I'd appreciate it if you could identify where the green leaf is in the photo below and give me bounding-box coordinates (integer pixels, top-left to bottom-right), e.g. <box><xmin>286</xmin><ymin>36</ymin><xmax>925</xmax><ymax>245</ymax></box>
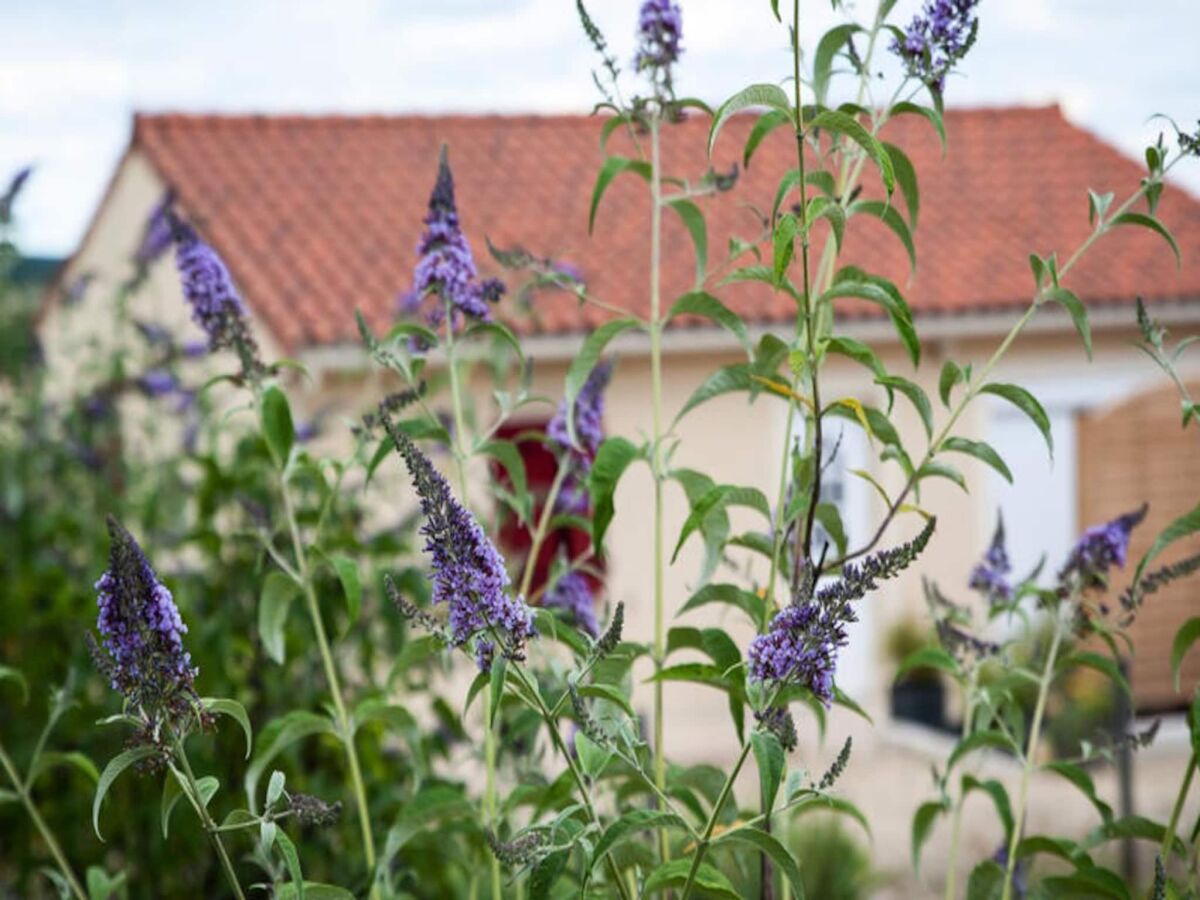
<box><xmin>261</xmin><ymin>385</ymin><xmax>295</xmax><ymax>470</ymax></box>
<box><xmin>979</xmin><ymin>383</ymin><xmax>1053</xmax><ymax>458</ymax></box>
<box><xmin>593</xmin><ymin>809</ymin><xmax>688</xmax><ymax>869</ymax></box>
<box><xmin>27</xmin><ymin>751</ymin><xmax>100</xmax><ymax>788</ymax></box>
<box><xmin>896</xmin><ymin>647</ymin><xmax>961</xmax><ymax>683</ymax></box>
<box><xmin>1045</xmin><ymin>286</ymin><xmax>1092</xmax><ymax>359</ymax></box>
<box><xmin>668</xmin><ymin>198</ymin><xmax>708</xmax><ymax>285</ymax></box>
<box><xmin>1085</xmin><ymin>815</ymin><xmax>1185</xmax><ymax>858</ymax></box>
<box><xmin>203</xmin><ymin>697</ymin><xmax>254</xmax><ymax>759</ymax></box>
<box><xmin>578</xmin><ymin>683</ymin><xmax>636</xmax><ymax>719</ymax></box>
<box><xmin>85</xmin><ymin>867</ymin><xmax>127</xmax><ymax>900</ymax></box>
<box><xmin>883</xmin><ymin>141</ymin><xmax>919</xmax><ymax>227</ymax></box>
<box><xmin>848</xmin><ymin>199</ymin><xmax>915</xmax><ymax>271</ymax></box>
<box><xmin>276</xmin><ymin>885</ymin><xmax>354</xmax><ymax>900</ymax></box>
<box><xmin>488</xmin><ymin>656</ymin><xmax>507</xmax><ymax>729</ymax></box>
<box><xmin>713</xmin><ymin>826</ymin><xmax>805</xmax><ymax>898</ymax></box>
<box><xmin>674</xmin><ymin>363</ymin><xmax>757</xmax><ymax>424</ymax></box>
<box><xmin>750</xmin><ymin>731</ymin><xmax>785</xmax><ymax>811</ymax></box>
<box><xmin>0</xmin><ymin>665</ymin><xmax>28</xmax><ymax>703</ymax></box>
<box><xmin>917</xmin><ymin>460</ymin><xmax>966</xmax><ymax>491</ymax></box>
<box><xmin>672</xmin><ymin>484</ymin><xmax>770</xmax><ymax>563</ymax></box>
<box><xmin>813</xmin><ymin>24</ymin><xmax>863</xmax><ymax>106</ymax></box>
<box><xmin>744</xmin><ymin>109</ymin><xmax>791</xmax><ymax>169</ymax></box>
<box><xmin>877</xmin><ymin>375</ymin><xmax>932</xmax><ymax>439</ymax></box>
<box><xmin>564</xmin><ymin>317</ymin><xmax>641</xmax><ymax>445</ymax></box>
<box><xmin>947</xmin><ymin>730</ymin><xmax>1018</xmax><ymax>772</ymax></box>
<box><xmin>1172</xmin><ymin>617</ymin><xmax>1200</xmax><ymax>692</ymax></box>
<box><xmin>938</xmin><ymin>360</ymin><xmax>963</xmax><ymax>408</ymax></box>
<box><xmin>1135</xmin><ymin>502</ymin><xmax>1200</xmax><ymax>584</ymax></box>
<box><xmin>275</xmin><ymin>830</ymin><xmax>305</xmax><ymax>899</ymax></box>
<box><xmin>823</xmin><ymin>270</ymin><xmax>919</xmax><ymax>366</ymax></box>
<box><xmin>643</xmin><ymin>859</ymin><xmax>741</xmax><ymax>899</ymax></box>
<box><xmin>1043</xmin><ymin>760</ymin><xmax>1113</xmax><ymax>823</ymax></box>
<box><xmin>94</xmin><ymin>746</ymin><xmax>159</xmax><ymax>840</ymax></box>
<box><xmin>529</xmin><ymin>849</ymin><xmax>569</xmax><ymax>900</ymax></box>
<box><xmin>809</xmin><ymin>110</ymin><xmax>895</xmax><ymax>195</ymax></box>
<box><xmin>327</xmin><ymin>556</ymin><xmax>362</xmax><ymax>629</ymax></box>
<box><xmin>965</xmin><ymin>860</ymin><xmax>1005</xmax><ymax>900</ymax></box>
<box><xmin>911</xmin><ymin>800</ymin><xmax>945</xmax><ymax>872</ymax></box>
<box><xmin>892</xmin><ymin>102</ymin><xmax>946</xmax><ymax>151</ymax></box>
<box><xmin>668</xmin><ymin>291</ymin><xmax>752</xmax><ymax>357</ymax></box>
<box><xmin>379</xmin><ymin>785</ymin><xmax>472</xmax><ymax>868</ymax></box>
<box><xmin>678</xmin><ymin>583</ymin><xmax>766</xmax><ymax>625</ymax></box>
<box><xmin>588</xmin><ymin>157</ymin><xmax>651</xmax><ymax>233</ymax></box>
<box><xmin>162</xmin><ymin>771</ymin><xmax>219</xmax><ymax>838</ymax></box>
<box><xmin>826</xmin><ymin>335</ymin><xmax>888</xmax><ymax>380</ymax></box>
<box><xmin>961</xmin><ymin>775</ymin><xmax>1014</xmax><ymax>843</ymax></box>
<box><xmin>245</xmin><ymin>711</ymin><xmax>337</xmax><ymax>811</ymax></box>
<box><xmin>589</xmin><ymin>436</ymin><xmax>642</xmax><ymax>552</ymax></box>
<box><xmin>1112</xmin><ymin>212</ymin><xmax>1181</xmax><ymax>267</ymax></box>
<box><xmin>573</xmin><ymin>731</ymin><xmax>612</xmax><ymax>778</ymax></box>
<box><xmin>773</xmin><ymin>213</ymin><xmax>798</xmax><ymax>285</ymax></box>
<box><xmin>352</xmin><ymin>697</ymin><xmax>417</xmax><ymax>737</ymax></box>
<box><xmin>709</xmin><ymin>84</ymin><xmax>792</xmax><ymax>157</ymax></box>
<box><xmin>941</xmin><ymin>437</ymin><xmax>1013</xmax><ymax>483</ymax></box>
<box><xmin>478</xmin><ymin>439</ymin><xmax>530</xmax><ymax>524</ymax></box>
<box><xmin>464</xmin><ymin>319</ymin><xmax>524</xmax><ymax>363</ymax></box>
<box><xmin>1061</xmin><ymin>651</ymin><xmax>1131</xmax><ymax>697</ymax></box>
<box><xmin>259</xmin><ymin>571</ymin><xmax>299</xmax><ymax>664</ymax></box>
<box><xmin>1041</xmin><ymin>866</ymin><xmax>1131</xmax><ymax>900</ymax></box>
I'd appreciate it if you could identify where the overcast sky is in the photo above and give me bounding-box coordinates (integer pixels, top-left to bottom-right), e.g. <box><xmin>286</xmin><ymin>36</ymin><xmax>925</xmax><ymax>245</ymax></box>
<box><xmin>2</xmin><ymin>0</ymin><xmax>1198</xmax><ymax>257</ymax></box>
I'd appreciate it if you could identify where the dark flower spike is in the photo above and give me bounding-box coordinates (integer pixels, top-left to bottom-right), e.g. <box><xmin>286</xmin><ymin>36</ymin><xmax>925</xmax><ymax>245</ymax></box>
<box><xmin>590</xmin><ymin>601</ymin><xmax>625</xmax><ymax>661</ymax></box>
<box><xmin>0</xmin><ymin>165</ymin><xmax>32</xmax><ymax>224</ymax></box>
<box><xmin>1059</xmin><ymin>504</ymin><xmax>1148</xmax><ymax>591</ymax></box>
<box><xmin>355</xmin><ymin>384</ymin><xmax>428</xmax><ymax>438</ymax></box>
<box><xmin>486</xmin><ymin>829</ymin><xmax>547</xmax><ymax>868</ymax></box>
<box><xmin>818</xmin><ymin>736</ymin><xmax>852</xmax><ymax>791</ymax></box>
<box><xmin>969</xmin><ymin>514</ymin><xmax>1012</xmax><ymax>605</ymax></box>
<box><xmin>135</xmin><ymin>190</ymin><xmax>175</xmax><ymax>266</ymax></box>
<box><xmin>169</xmin><ymin>213</ymin><xmax>263</xmax><ymax>376</ymax></box>
<box><xmin>383</xmin><ymin>414</ymin><xmax>534</xmax><ymax>670</ymax></box>
<box><xmin>568</xmin><ymin>681</ymin><xmax>604</xmax><ymax>744</ymax></box>
<box><xmin>754</xmin><ymin>705</ymin><xmax>798</xmax><ymax>753</ymax></box>
<box><xmin>1151</xmin><ymin>855</ymin><xmax>1167</xmax><ymax>900</ymax></box>
<box><xmin>543</xmin><ymin>570</ymin><xmax>599</xmax><ymax>638</ymax></box>
<box><xmin>93</xmin><ymin>516</ymin><xmax>197</xmax><ymax>720</ymax></box>
<box><xmin>287</xmin><ymin>792</ymin><xmax>342</xmax><ymax>828</ymax></box>
<box><xmin>936</xmin><ymin>618</ymin><xmax>998</xmax><ymax>663</ymax></box>
<box><xmin>401</xmin><ymin>146</ymin><xmax>504</xmax><ymax>327</ymax></box>
<box><xmin>1179</xmin><ymin>121</ymin><xmax>1200</xmax><ymax>158</ymax></box>
<box><xmin>890</xmin><ymin>0</ymin><xmax>980</xmax><ymax>94</ymax></box>
<box><xmin>1117</xmin><ymin>550</ymin><xmax>1200</xmax><ymax>625</ymax></box>
<box><xmin>383</xmin><ymin>573</ymin><xmax>448</xmax><ymax>642</ymax></box>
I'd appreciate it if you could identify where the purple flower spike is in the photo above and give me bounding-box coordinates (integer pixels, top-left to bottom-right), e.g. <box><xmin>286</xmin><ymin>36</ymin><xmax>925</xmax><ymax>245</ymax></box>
<box><xmin>171</xmin><ymin>217</ymin><xmax>248</xmax><ymax>349</ymax></box>
<box><xmin>135</xmin><ymin>191</ymin><xmax>175</xmax><ymax>266</ymax></box>
<box><xmin>969</xmin><ymin>516</ymin><xmax>1012</xmax><ymax>604</ymax></box>
<box><xmin>0</xmin><ymin>166</ymin><xmax>32</xmax><ymax>224</ymax></box>
<box><xmin>384</xmin><ymin>417</ymin><xmax>534</xmax><ymax>670</ymax></box>
<box><xmin>543</xmin><ymin>571</ymin><xmax>599</xmax><ymax>638</ymax></box>
<box><xmin>748</xmin><ymin>601</ymin><xmax>844</xmax><ymax>706</ymax></box>
<box><xmin>137</xmin><ymin>369</ymin><xmax>179</xmax><ymax>398</ymax></box>
<box><xmin>889</xmin><ymin>0</ymin><xmax>979</xmax><ymax>93</ymax></box>
<box><xmin>634</xmin><ymin>0</ymin><xmax>683</xmax><ymax>75</ymax></box>
<box><xmin>93</xmin><ymin>517</ymin><xmax>197</xmax><ymax>715</ymax></box>
<box><xmin>548</xmin><ymin>359</ymin><xmax>613</xmax><ymax>514</ymax></box>
<box><xmin>401</xmin><ymin>146</ymin><xmax>504</xmax><ymax>328</ymax></box>
<box><xmin>1060</xmin><ymin>505</ymin><xmax>1148</xmax><ymax>591</ymax></box>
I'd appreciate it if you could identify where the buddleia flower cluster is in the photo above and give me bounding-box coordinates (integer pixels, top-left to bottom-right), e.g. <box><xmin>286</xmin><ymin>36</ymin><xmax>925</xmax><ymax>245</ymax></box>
<box><xmin>0</xmin><ymin>165</ymin><xmax>31</xmax><ymax>225</ymax></box>
<box><xmin>542</xmin><ymin>570</ymin><xmax>599</xmax><ymax>638</ymax></box>
<box><xmin>547</xmin><ymin>359</ymin><xmax>613</xmax><ymax>514</ymax></box>
<box><xmin>169</xmin><ymin>213</ymin><xmax>263</xmax><ymax>376</ymax></box>
<box><xmin>1058</xmin><ymin>504</ymin><xmax>1146</xmax><ymax>591</ymax></box>
<box><xmin>633</xmin><ymin>0</ymin><xmax>683</xmax><ymax>102</ymax></box>
<box><xmin>754</xmin><ymin>705</ymin><xmax>798</xmax><ymax>752</ymax></box>
<box><xmin>400</xmin><ymin>146</ymin><xmax>505</xmax><ymax>328</ymax></box>
<box><xmin>384</xmin><ymin>415</ymin><xmax>534</xmax><ymax>670</ymax></box>
<box><xmin>890</xmin><ymin>0</ymin><xmax>979</xmax><ymax>93</ymax></box>
<box><xmin>968</xmin><ymin>516</ymin><xmax>1012</xmax><ymax>604</ymax></box>
<box><xmin>89</xmin><ymin>517</ymin><xmax>198</xmax><ymax>731</ymax></box>
<box><xmin>748</xmin><ymin>519</ymin><xmax>935</xmax><ymax>705</ymax></box>
<box><xmin>135</xmin><ymin>190</ymin><xmax>175</xmax><ymax>269</ymax></box>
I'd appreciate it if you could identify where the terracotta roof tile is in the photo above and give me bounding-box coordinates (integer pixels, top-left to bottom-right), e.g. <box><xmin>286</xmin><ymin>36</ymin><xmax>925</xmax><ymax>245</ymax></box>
<box><xmin>132</xmin><ymin>107</ymin><xmax>1200</xmax><ymax>351</ymax></box>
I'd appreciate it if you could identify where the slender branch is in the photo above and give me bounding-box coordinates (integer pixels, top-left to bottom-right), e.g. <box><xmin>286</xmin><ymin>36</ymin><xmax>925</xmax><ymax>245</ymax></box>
<box><xmin>0</xmin><ymin>739</ymin><xmax>87</xmax><ymax>900</ymax></box>
<box><xmin>943</xmin><ymin>670</ymin><xmax>979</xmax><ymax>900</ymax></box>
<box><xmin>1162</xmin><ymin>752</ymin><xmax>1196</xmax><ymax>862</ymax></box>
<box><xmin>680</xmin><ymin>740</ymin><xmax>754</xmax><ymax>899</ymax></box>
<box><xmin>174</xmin><ymin>737</ymin><xmax>247</xmax><ymax>900</ymax></box>
<box><xmin>517</xmin><ymin>461</ymin><xmax>571</xmax><ymax>601</ymax></box>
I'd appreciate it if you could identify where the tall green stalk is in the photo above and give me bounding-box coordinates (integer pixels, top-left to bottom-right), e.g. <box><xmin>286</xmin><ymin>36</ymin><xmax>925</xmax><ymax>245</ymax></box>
<box><xmin>648</xmin><ymin>111</ymin><xmax>670</xmax><ymax>863</ymax></box>
<box><xmin>174</xmin><ymin>736</ymin><xmax>248</xmax><ymax>900</ymax></box>
<box><xmin>943</xmin><ymin>672</ymin><xmax>978</xmax><ymax>900</ymax></box>
<box><xmin>0</xmin><ymin>738</ymin><xmax>87</xmax><ymax>900</ymax></box>
<box><xmin>1162</xmin><ymin>752</ymin><xmax>1196</xmax><ymax>863</ymax></box>
<box><xmin>1001</xmin><ymin>606</ymin><xmax>1068</xmax><ymax>900</ymax></box>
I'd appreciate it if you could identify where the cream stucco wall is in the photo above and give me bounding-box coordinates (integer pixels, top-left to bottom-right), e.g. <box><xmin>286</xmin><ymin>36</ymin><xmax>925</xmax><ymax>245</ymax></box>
<box><xmin>38</xmin><ymin>151</ymin><xmax>1200</xmax><ymax>891</ymax></box>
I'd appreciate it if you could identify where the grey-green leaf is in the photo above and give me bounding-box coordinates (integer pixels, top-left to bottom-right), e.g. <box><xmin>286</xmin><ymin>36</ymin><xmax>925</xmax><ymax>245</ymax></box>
<box><xmin>588</xmin><ymin>157</ymin><xmax>651</xmax><ymax>233</ymax></box>
<box><xmin>259</xmin><ymin>571</ymin><xmax>299</xmax><ymax>664</ymax></box>
<box><xmin>979</xmin><ymin>382</ymin><xmax>1053</xmax><ymax>458</ymax></box>
<box><xmin>941</xmin><ymin>436</ymin><xmax>1013</xmax><ymax>483</ymax></box>
<box><xmin>261</xmin><ymin>385</ymin><xmax>295</xmax><ymax>470</ymax></box>
<box><xmin>94</xmin><ymin>746</ymin><xmax>159</xmax><ymax>840</ymax></box>
<box><xmin>709</xmin><ymin>84</ymin><xmax>793</xmax><ymax>157</ymax></box>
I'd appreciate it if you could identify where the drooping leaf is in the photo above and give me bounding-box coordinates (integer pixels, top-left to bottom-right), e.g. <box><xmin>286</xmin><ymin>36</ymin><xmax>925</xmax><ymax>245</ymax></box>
<box><xmin>668</xmin><ymin>198</ymin><xmax>708</xmax><ymax>285</ymax></box>
<box><xmin>1172</xmin><ymin>617</ymin><xmax>1200</xmax><ymax>692</ymax></box>
<box><xmin>883</xmin><ymin>141</ymin><xmax>920</xmax><ymax>227</ymax></box>
<box><xmin>592</xmin><ymin>809</ymin><xmax>688</xmax><ymax>870</ymax></box>
<box><xmin>564</xmin><ymin>317</ymin><xmax>641</xmax><ymax>445</ymax></box>
<box><xmin>245</xmin><ymin>711</ymin><xmax>337</xmax><ymax>811</ymax></box>
<box><xmin>588</xmin><ymin>157</ymin><xmax>652</xmax><ymax>233</ymax></box>
<box><xmin>750</xmin><ymin>730</ymin><xmax>785</xmax><ymax>811</ymax></box>
<box><xmin>94</xmin><ymin>747</ymin><xmax>159</xmax><ymax>840</ymax></box>
<box><xmin>911</xmin><ymin>800</ymin><xmax>945</xmax><ymax>871</ymax></box>
<box><xmin>813</xmin><ymin>24</ymin><xmax>864</xmax><ymax>106</ymax></box>
<box><xmin>891</xmin><ymin>102</ymin><xmax>946</xmax><ymax>151</ymax></box>
<box><xmin>589</xmin><ymin>437</ymin><xmax>642</xmax><ymax>552</ymax></box>
<box><xmin>979</xmin><ymin>383</ymin><xmax>1053</xmax><ymax>458</ymax></box>
<box><xmin>1044</xmin><ymin>286</ymin><xmax>1092</xmax><ymax>359</ymax></box>
<box><xmin>808</xmin><ymin>110</ymin><xmax>895</xmax><ymax>195</ymax></box>
<box><xmin>261</xmin><ymin>385</ymin><xmax>295</xmax><ymax>470</ymax></box>
<box><xmin>709</xmin><ymin>84</ymin><xmax>793</xmax><ymax>156</ymax></box>
<box><xmin>668</xmin><ymin>291</ymin><xmax>752</xmax><ymax>357</ymax></box>
<box><xmin>744</xmin><ymin>109</ymin><xmax>791</xmax><ymax>169</ymax></box>
<box><xmin>1112</xmin><ymin>212</ymin><xmax>1181</xmax><ymax>267</ymax></box>
<box><xmin>643</xmin><ymin>858</ymin><xmax>741</xmax><ymax>899</ymax></box>
<box><xmin>712</xmin><ymin>826</ymin><xmax>805</xmax><ymax>898</ymax></box>
<box><xmin>1134</xmin><ymin>502</ymin><xmax>1200</xmax><ymax>584</ymax></box>
<box><xmin>941</xmin><ymin>436</ymin><xmax>1013</xmax><ymax>483</ymax></box>
<box><xmin>848</xmin><ymin>199</ymin><xmax>915</xmax><ymax>271</ymax></box>
<box><xmin>259</xmin><ymin>571</ymin><xmax>299</xmax><ymax>665</ymax></box>
<box><xmin>938</xmin><ymin>360</ymin><xmax>963</xmax><ymax>407</ymax></box>
<box><xmin>203</xmin><ymin>697</ymin><xmax>254</xmax><ymax>759</ymax></box>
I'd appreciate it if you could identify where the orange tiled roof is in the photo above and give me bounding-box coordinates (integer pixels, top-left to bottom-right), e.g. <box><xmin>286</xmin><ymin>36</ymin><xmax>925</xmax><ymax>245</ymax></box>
<box><xmin>131</xmin><ymin>107</ymin><xmax>1200</xmax><ymax>351</ymax></box>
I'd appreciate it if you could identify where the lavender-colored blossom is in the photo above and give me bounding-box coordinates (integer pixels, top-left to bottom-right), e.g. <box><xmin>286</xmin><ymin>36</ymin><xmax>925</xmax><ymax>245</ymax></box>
<box><xmin>384</xmin><ymin>416</ymin><xmax>534</xmax><ymax>670</ymax></box>
<box><xmin>633</xmin><ymin>0</ymin><xmax>683</xmax><ymax>76</ymax></box>
<box><xmin>0</xmin><ymin>166</ymin><xmax>32</xmax><ymax>223</ymax></box>
<box><xmin>135</xmin><ymin>191</ymin><xmax>175</xmax><ymax>266</ymax></box>
<box><xmin>92</xmin><ymin>517</ymin><xmax>196</xmax><ymax>714</ymax></box>
<box><xmin>181</xmin><ymin>339</ymin><xmax>208</xmax><ymax>358</ymax></box>
<box><xmin>171</xmin><ymin>217</ymin><xmax>247</xmax><ymax>348</ymax></box>
<box><xmin>401</xmin><ymin>147</ymin><xmax>504</xmax><ymax>327</ymax></box>
<box><xmin>137</xmin><ymin>369</ymin><xmax>179</xmax><ymax>398</ymax></box>
<box><xmin>1059</xmin><ymin>505</ymin><xmax>1147</xmax><ymax>590</ymax></box>
<box><xmin>890</xmin><ymin>0</ymin><xmax>979</xmax><ymax>93</ymax></box>
<box><xmin>543</xmin><ymin>570</ymin><xmax>599</xmax><ymax>638</ymax></box>
<box><xmin>991</xmin><ymin>844</ymin><xmax>1028</xmax><ymax>899</ymax></box>
<box><xmin>748</xmin><ymin>601</ymin><xmax>845</xmax><ymax>705</ymax></box>
<box><xmin>135</xmin><ymin>320</ymin><xmax>173</xmax><ymax>347</ymax></box>
<box><xmin>62</xmin><ymin>273</ymin><xmax>94</xmax><ymax>308</ymax></box>
<box><xmin>969</xmin><ymin>516</ymin><xmax>1012</xmax><ymax>604</ymax></box>
<box><xmin>547</xmin><ymin>360</ymin><xmax>613</xmax><ymax>513</ymax></box>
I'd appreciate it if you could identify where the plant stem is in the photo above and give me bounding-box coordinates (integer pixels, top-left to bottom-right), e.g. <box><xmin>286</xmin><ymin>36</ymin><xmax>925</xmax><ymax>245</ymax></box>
<box><xmin>506</xmin><ymin>664</ymin><xmax>635</xmax><ymax>900</ymax></box>
<box><xmin>443</xmin><ymin>302</ymin><xmax>471</xmax><ymax>499</ymax></box>
<box><xmin>943</xmin><ymin>672</ymin><xmax>978</xmax><ymax>900</ymax></box>
<box><xmin>648</xmin><ymin>111</ymin><xmax>670</xmax><ymax>865</ymax></box>
<box><xmin>484</xmin><ymin>690</ymin><xmax>502</xmax><ymax>899</ymax></box>
<box><xmin>517</xmin><ymin>461</ymin><xmax>571</xmax><ymax>602</ymax></box>
<box><xmin>174</xmin><ymin>737</ymin><xmax>247</xmax><ymax>900</ymax></box>
<box><xmin>1162</xmin><ymin>751</ymin><xmax>1196</xmax><ymax>862</ymax></box>
<box><xmin>0</xmin><ymin>739</ymin><xmax>87</xmax><ymax>900</ymax></box>
<box><xmin>680</xmin><ymin>740</ymin><xmax>754</xmax><ymax>900</ymax></box>
<box><xmin>1001</xmin><ymin>607</ymin><xmax>1067</xmax><ymax>900</ymax></box>
<box><xmin>279</xmin><ymin>478</ymin><xmax>378</xmax><ymax>891</ymax></box>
